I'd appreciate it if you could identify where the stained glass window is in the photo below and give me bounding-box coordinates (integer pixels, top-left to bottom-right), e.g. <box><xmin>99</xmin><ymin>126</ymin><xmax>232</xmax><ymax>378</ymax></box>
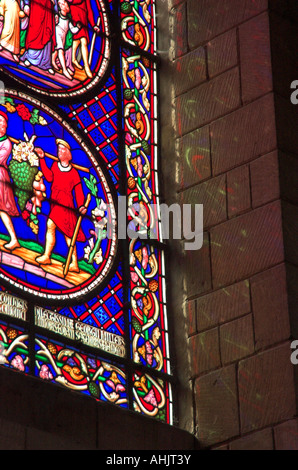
<box><xmin>0</xmin><ymin>0</ymin><xmax>172</xmax><ymax>423</ymax></box>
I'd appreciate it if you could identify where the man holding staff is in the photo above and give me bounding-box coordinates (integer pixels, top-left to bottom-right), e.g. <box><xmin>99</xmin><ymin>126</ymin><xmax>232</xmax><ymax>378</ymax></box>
<box><xmin>70</xmin><ymin>0</ymin><xmax>99</xmax><ymax>79</ymax></box>
<box><xmin>35</xmin><ymin>139</ymin><xmax>87</xmax><ymax>273</ymax></box>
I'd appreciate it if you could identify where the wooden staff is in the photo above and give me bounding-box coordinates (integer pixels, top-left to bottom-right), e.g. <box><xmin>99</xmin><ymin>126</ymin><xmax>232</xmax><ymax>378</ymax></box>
<box><xmin>8</xmin><ymin>136</ymin><xmax>90</xmax><ymax>174</ymax></box>
<box><xmin>89</xmin><ymin>17</ymin><xmax>101</xmax><ymax>65</ymax></box>
<box><xmin>63</xmin><ymin>193</ymin><xmax>91</xmax><ymax>277</ymax></box>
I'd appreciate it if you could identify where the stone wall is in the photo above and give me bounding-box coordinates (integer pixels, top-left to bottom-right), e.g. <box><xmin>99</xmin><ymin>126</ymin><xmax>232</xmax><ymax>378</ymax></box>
<box><xmin>160</xmin><ymin>0</ymin><xmax>298</xmax><ymax>449</ymax></box>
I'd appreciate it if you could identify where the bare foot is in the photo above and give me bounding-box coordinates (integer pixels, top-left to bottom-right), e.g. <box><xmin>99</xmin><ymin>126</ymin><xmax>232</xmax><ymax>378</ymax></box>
<box><xmin>69</xmin><ymin>264</ymin><xmax>80</xmax><ymax>273</ymax></box>
<box><xmin>85</xmin><ymin>67</ymin><xmax>93</xmax><ymax>79</ymax></box>
<box><xmin>63</xmin><ymin>69</ymin><xmax>73</xmax><ymax>81</ymax></box>
<box><xmin>52</xmin><ymin>62</ymin><xmax>60</xmax><ymax>71</ymax></box>
<box><xmin>4</xmin><ymin>240</ymin><xmax>20</xmax><ymax>251</ymax></box>
<box><xmin>63</xmin><ymin>262</ymin><xmax>80</xmax><ymax>273</ymax></box>
<box><xmin>73</xmin><ymin>60</ymin><xmax>83</xmax><ymax>70</ymax></box>
<box><xmin>36</xmin><ymin>254</ymin><xmax>51</xmax><ymax>265</ymax></box>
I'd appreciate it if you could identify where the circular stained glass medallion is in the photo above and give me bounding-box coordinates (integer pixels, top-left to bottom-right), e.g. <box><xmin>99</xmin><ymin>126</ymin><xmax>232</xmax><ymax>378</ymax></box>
<box><xmin>0</xmin><ymin>89</ymin><xmax>117</xmax><ymax>302</ymax></box>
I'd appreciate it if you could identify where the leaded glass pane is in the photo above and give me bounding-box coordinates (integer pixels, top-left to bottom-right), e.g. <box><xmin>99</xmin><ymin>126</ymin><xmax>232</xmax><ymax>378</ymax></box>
<box><xmin>0</xmin><ymin>0</ymin><xmax>172</xmax><ymax>423</ymax></box>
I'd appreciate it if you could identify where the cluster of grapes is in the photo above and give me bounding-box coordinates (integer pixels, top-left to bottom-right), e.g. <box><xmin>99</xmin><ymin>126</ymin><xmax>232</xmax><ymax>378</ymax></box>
<box><xmin>8</xmin><ymin>160</ymin><xmax>39</xmax><ymax>211</ymax></box>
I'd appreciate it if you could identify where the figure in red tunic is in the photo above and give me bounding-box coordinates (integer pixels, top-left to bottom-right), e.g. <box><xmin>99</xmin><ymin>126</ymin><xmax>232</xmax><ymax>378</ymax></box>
<box><xmin>35</xmin><ymin>139</ymin><xmax>87</xmax><ymax>273</ymax></box>
<box><xmin>70</xmin><ymin>0</ymin><xmax>99</xmax><ymax>79</ymax></box>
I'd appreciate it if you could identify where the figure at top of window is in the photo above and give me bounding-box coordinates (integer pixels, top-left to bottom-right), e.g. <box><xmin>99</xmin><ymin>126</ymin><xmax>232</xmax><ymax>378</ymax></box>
<box><xmin>21</xmin><ymin>0</ymin><xmax>56</xmax><ymax>74</ymax></box>
<box><xmin>69</xmin><ymin>0</ymin><xmax>100</xmax><ymax>79</ymax></box>
<box><xmin>0</xmin><ymin>0</ymin><xmax>110</xmax><ymax>97</ymax></box>
<box><xmin>0</xmin><ymin>0</ymin><xmax>26</xmax><ymax>63</ymax></box>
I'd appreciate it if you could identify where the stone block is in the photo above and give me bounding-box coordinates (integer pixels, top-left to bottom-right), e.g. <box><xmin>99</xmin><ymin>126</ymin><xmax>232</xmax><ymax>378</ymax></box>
<box><xmin>227</xmin><ymin>164</ymin><xmax>251</xmax><ymax>217</ymax></box>
<box><xmin>229</xmin><ymin>427</ymin><xmax>274</xmax><ymax>450</ymax></box>
<box><xmin>239</xmin><ymin>12</ymin><xmax>273</xmax><ymax>103</ymax></box>
<box><xmin>238</xmin><ymin>344</ymin><xmax>296</xmax><ymax>433</ymax></box>
<box><xmin>197</xmin><ymin>280</ymin><xmax>251</xmax><ymax>331</ymax></box>
<box><xmin>179</xmin><ymin>174</ymin><xmax>226</xmax><ymax>228</ymax></box>
<box><xmin>189</xmin><ymin>327</ymin><xmax>220</xmax><ymax>375</ymax></box>
<box><xmin>220</xmin><ymin>314</ymin><xmax>254</xmax><ymax>364</ymax></box>
<box><xmin>274</xmin><ymin>418</ymin><xmax>298</xmax><ymax>450</ymax></box>
<box><xmin>175</xmin><ymin>67</ymin><xmax>240</xmax><ymax>136</ymax></box>
<box><xmin>0</xmin><ymin>417</ymin><xmax>26</xmax><ymax>450</ymax></box>
<box><xmin>250</xmin><ymin>151</ymin><xmax>280</xmax><ymax>208</ymax></box>
<box><xmin>210</xmin><ymin>201</ymin><xmax>284</xmax><ymax>288</ymax></box>
<box><xmin>211</xmin><ymin>94</ymin><xmax>277</xmax><ymax>175</ymax></box>
<box><xmin>183</xmin><ymin>233</ymin><xmax>212</xmax><ymax>298</ymax></box>
<box><xmin>250</xmin><ymin>264</ymin><xmax>290</xmax><ymax>350</ymax></box>
<box><xmin>187</xmin><ymin>0</ymin><xmax>268</xmax><ymax>48</ymax></box>
<box><xmin>211</xmin><ymin>444</ymin><xmax>229</xmax><ymax>450</ymax></box>
<box><xmin>173</xmin><ymin>48</ymin><xmax>207</xmax><ymax>96</ymax></box>
<box><xmin>26</xmin><ymin>427</ymin><xmax>95</xmax><ymax>450</ymax></box>
<box><xmin>195</xmin><ymin>364</ymin><xmax>239</xmax><ymax>446</ymax></box>
<box><xmin>207</xmin><ymin>29</ymin><xmax>238</xmax><ymax>78</ymax></box>
<box><xmin>177</xmin><ymin>126</ymin><xmax>211</xmax><ymax>189</ymax></box>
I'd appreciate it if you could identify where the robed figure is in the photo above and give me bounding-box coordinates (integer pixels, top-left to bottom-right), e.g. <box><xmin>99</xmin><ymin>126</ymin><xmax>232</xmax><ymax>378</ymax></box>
<box><xmin>21</xmin><ymin>0</ymin><xmax>55</xmax><ymax>73</ymax></box>
<box><xmin>0</xmin><ymin>0</ymin><xmax>26</xmax><ymax>62</ymax></box>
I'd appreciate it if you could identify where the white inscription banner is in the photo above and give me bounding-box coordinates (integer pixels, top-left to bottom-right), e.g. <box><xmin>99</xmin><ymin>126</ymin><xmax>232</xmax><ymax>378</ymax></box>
<box><xmin>35</xmin><ymin>306</ymin><xmax>125</xmax><ymax>358</ymax></box>
<box><xmin>0</xmin><ymin>293</ymin><xmax>28</xmax><ymax>321</ymax></box>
